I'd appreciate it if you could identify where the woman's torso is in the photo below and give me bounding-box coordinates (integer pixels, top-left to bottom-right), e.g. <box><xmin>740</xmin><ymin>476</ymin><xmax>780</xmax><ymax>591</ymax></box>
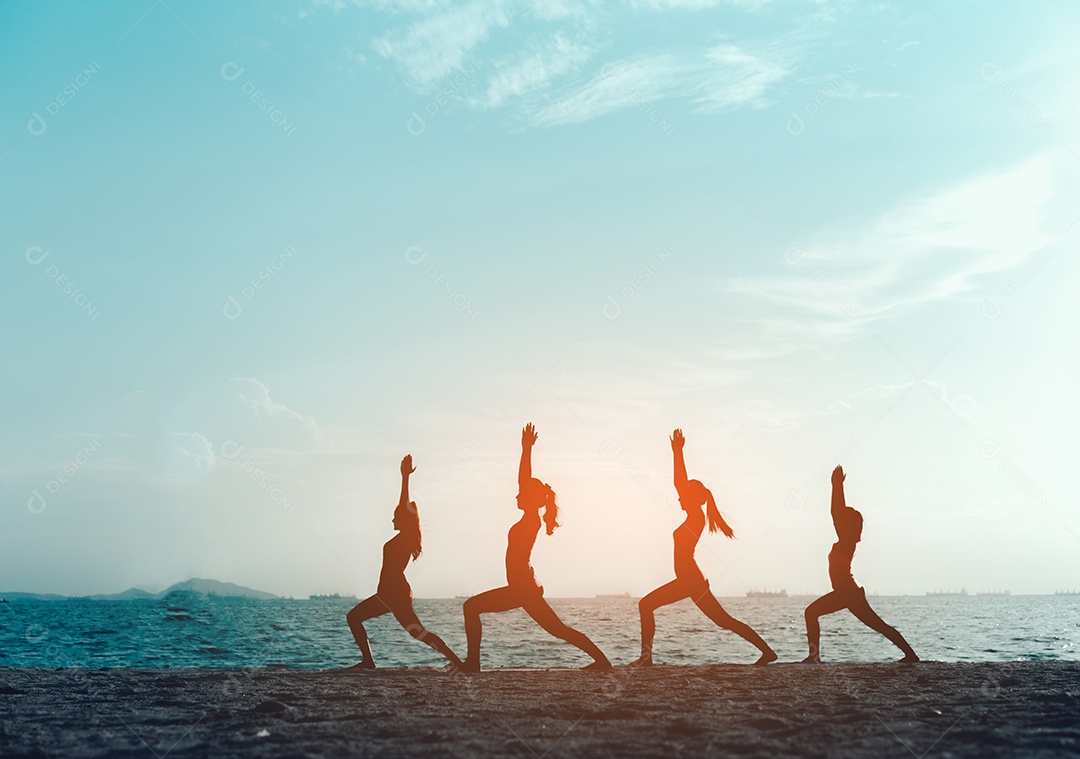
<box><xmin>673</xmin><ymin>510</ymin><xmax>707</xmax><ymax>584</ymax></box>
<box><xmin>506</xmin><ymin>511</ymin><xmax>542</xmax><ymax>589</ymax></box>
<box><xmin>378</xmin><ymin>534</ymin><xmax>412</xmax><ymax>593</ymax></box>
<box><xmin>828</xmin><ymin>540</ymin><xmax>858</xmax><ymax>591</ymax></box>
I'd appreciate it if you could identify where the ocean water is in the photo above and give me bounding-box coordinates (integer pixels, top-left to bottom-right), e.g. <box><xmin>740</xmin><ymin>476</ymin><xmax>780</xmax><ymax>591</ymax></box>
<box><xmin>0</xmin><ymin>594</ymin><xmax>1076</xmax><ymax>669</ymax></box>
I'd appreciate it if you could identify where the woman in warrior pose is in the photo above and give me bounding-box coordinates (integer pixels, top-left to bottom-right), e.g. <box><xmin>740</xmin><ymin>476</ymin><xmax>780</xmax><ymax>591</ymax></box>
<box><xmin>802</xmin><ymin>466</ymin><xmax>918</xmax><ymax>663</ymax></box>
<box><xmin>461</xmin><ymin>424</ymin><xmax>611</xmax><ymax>671</ymax></box>
<box><xmin>632</xmin><ymin>429</ymin><xmax>776</xmax><ymax>666</ymax></box>
<box><xmin>346</xmin><ymin>455</ymin><xmax>463</xmax><ymax>669</ymax></box>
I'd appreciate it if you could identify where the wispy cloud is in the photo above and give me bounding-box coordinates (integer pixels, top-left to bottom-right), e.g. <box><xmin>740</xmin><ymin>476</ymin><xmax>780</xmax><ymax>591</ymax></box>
<box><xmin>527</xmin><ymin>39</ymin><xmax>795</xmax><ymax>127</ymax></box>
<box><xmin>209</xmin><ymin>378</ymin><xmax>328</xmax><ymax>454</ymax></box>
<box><xmin>855</xmin><ymin>380</ymin><xmax>989</xmax><ymax>425</ymax></box>
<box><xmin>371</xmin><ymin>1</ymin><xmax>511</xmax><ymax>90</ymax></box>
<box><xmin>527</xmin><ymin>53</ymin><xmax>683</xmax><ymax>127</ymax></box>
<box><xmin>474</xmin><ymin>31</ymin><xmax>596</xmax><ymax>109</ymax></box>
<box><xmin>722</xmin><ymin>151</ymin><xmax>1070</xmax><ymax>355</ymax></box>
<box><xmin>349</xmin><ymin>0</ymin><xmax>813</xmax><ymax>128</ymax></box>
<box><xmin>693</xmin><ymin>42</ymin><xmax>795</xmax><ymax>111</ymax></box>
<box><xmin>712</xmin><ymin>376</ymin><xmax>991</xmax><ymax>437</ymax></box>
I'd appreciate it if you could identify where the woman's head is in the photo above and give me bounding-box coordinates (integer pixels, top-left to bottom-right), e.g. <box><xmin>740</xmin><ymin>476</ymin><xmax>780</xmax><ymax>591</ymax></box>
<box><xmin>393</xmin><ymin>501</ymin><xmax>422</xmax><ymax>560</ymax></box>
<box><xmin>838</xmin><ymin>507</ymin><xmax>863</xmax><ymax>542</ymax></box>
<box><xmin>680</xmin><ymin>479</ymin><xmax>710</xmax><ymax>509</ymax></box>
<box><xmin>681</xmin><ymin>479</ymin><xmax>734</xmax><ymax>539</ymax></box>
<box><xmin>517</xmin><ymin>477</ymin><xmax>559</xmax><ymax>535</ymax></box>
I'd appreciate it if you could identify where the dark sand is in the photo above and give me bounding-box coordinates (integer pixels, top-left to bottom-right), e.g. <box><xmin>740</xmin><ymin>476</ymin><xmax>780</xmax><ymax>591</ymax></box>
<box><xmin>1</xmin><ymin>662</ymin><xmax>1077</xmax><ymax>757</ymax></box>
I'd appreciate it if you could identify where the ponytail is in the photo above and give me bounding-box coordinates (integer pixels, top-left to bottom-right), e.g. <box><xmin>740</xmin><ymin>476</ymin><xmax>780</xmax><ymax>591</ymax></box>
<box><xmin>705</xmin><ymin>490</ymin><xmax>734</xmax><ymax>538</ymax></box>
<box><xmin>542</xmin><ymin>484</ymin><xmax>559</xmax><ymax>535</ymax></box>
<box><xmin>403</xmin><ymin>501</ymin><xmax>422</xmax><ymax>560</ymax></box>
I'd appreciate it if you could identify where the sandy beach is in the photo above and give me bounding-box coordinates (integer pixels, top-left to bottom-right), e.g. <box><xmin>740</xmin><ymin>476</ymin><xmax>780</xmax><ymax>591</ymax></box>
<box><xmin>1</xmin><ymin>662</ymin><xmax>1076</xmax><ymax>757</ymax></box>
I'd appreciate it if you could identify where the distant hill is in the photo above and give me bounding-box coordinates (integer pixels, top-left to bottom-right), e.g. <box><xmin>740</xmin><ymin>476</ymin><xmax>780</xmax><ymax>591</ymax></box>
<box><xmin>86</xmin><ymin>587</ymin><xmax>157</xmax><ymax>601</ymax></box>
<box><xmin>0</xmin><ymin>578</ymin><xmax>278</xmax><ymax>601</ymax></box>
<box><xmin>160</xmin><ymin>578</ymin><xmax>277</xmax><ymax>600</ymax></box>
<box><xmin>0</xmin><ymin>592</ymin><xmax>71</xmax><ymax>601</ymax></box>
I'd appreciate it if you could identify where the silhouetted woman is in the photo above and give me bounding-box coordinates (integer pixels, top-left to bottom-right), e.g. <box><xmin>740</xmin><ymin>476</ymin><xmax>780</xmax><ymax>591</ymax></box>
<box><xmin>461</xmin><ymin>424</ymin><xmax>611</xmax><ymax>671</ymax></box>
<box><xmin>632</xmin><ymin>429</ymin><xmax>776</xmax><ymax>666</ymax></box>
<box><xmin>346</xmin><ymin>455</ymin><xmax>462</xmax><ymax>669</ymax></box>
<box><xmin>802</xmin><ymin>465</ymin><xmax>918</xmax><ymax>663</ymax></box>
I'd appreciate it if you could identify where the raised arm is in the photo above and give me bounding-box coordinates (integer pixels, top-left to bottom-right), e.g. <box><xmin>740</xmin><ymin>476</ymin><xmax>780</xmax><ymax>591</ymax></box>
<box><xmin>671</xmin><ymin>429</ymin><xmax>688</xmax><ymax>493</ymax></box>
<box><xmin>519</xmin><ymin>423</ymin><xmax>537</xmax><ymax>490</ymax></box>
<box><xmin>830</xmin><ymin>465</ymin><xmax>846</xmax><ymax>536</ymax></box>
<box><xmin>399</xmin><ymin>454</ymin><xmax>415</xmax><ymax>509</ymax></box>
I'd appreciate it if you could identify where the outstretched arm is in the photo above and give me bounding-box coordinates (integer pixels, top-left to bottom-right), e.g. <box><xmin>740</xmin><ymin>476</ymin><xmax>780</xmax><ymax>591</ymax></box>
<box><xmin>519</xmin><ymin>423</ymin><xmax>537</xmax><ymax>490</ymax></box>
<box><xmin>830</xmin><ymin>465</ymin><xmax>846</xmax><ymax>536</ymax></box>
<box><xmin>399</xmin><ymin>455</ymin><xmax>415</xmax><ymax>509</ymax></box>
<box><xmin>671</xmin><ymin>429</ymin><xmax>688</xmax><ymax>493</ymax></box>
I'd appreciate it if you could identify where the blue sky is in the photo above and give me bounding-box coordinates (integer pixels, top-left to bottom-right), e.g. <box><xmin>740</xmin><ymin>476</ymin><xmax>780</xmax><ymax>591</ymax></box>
<box><xmin>1</xmin><ymin>0</ymin><xmax>1078</xmax><ymax>598</ymax></box>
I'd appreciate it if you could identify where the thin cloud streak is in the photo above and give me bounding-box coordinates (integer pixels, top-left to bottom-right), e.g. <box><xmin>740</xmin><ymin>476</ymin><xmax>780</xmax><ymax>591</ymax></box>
<box><xmin>722</xmin><ymin>152</ymin><xmax>1070</xmax><ymax>358</ymax></box>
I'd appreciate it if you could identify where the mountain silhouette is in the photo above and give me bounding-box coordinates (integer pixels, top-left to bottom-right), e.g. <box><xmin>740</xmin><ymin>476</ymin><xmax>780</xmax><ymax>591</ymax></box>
<box><xmin>159</xmin><ymin>578</ymin><xmax>278</xmax><ymax>599</ymax></box>
<box><xmin>0</xmin><ymin>578</ymin><xmax>277</xmax><ymax>601</ymax></box>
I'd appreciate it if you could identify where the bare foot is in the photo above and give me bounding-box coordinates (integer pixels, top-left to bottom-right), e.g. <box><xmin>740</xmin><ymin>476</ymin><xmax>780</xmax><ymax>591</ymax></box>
<box><xmin>347</xmin><ymin>660</ymin><xmax>376</xmax><ymax>670</ymax></box>
<box><xmin>583</xmin><ymin>659</ymin><xmax>613</xmax><ymax>671</ymax></box>
<box><xmin>753</xmin><ymin>650</ymin><xmax>778</xmax><ymax>666</ymax></box>
<box><xmin>801</xmin><ymin>655</ymin><xmax>821</xmax><ymax>664</ymax></box>
<box><xmin>899</xmin><ymin>654</ymin><xmax>920</xmax><ymax>663</ymax></box>
<box><xmin>458</xmin><ymin>658</ymin><xmax>481</xmax><ymax>673</ymax></box>
<box><xmin>628</xmin><ymin>656</ymin><xmax>654</xmax><ymax>667</ymax></box>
